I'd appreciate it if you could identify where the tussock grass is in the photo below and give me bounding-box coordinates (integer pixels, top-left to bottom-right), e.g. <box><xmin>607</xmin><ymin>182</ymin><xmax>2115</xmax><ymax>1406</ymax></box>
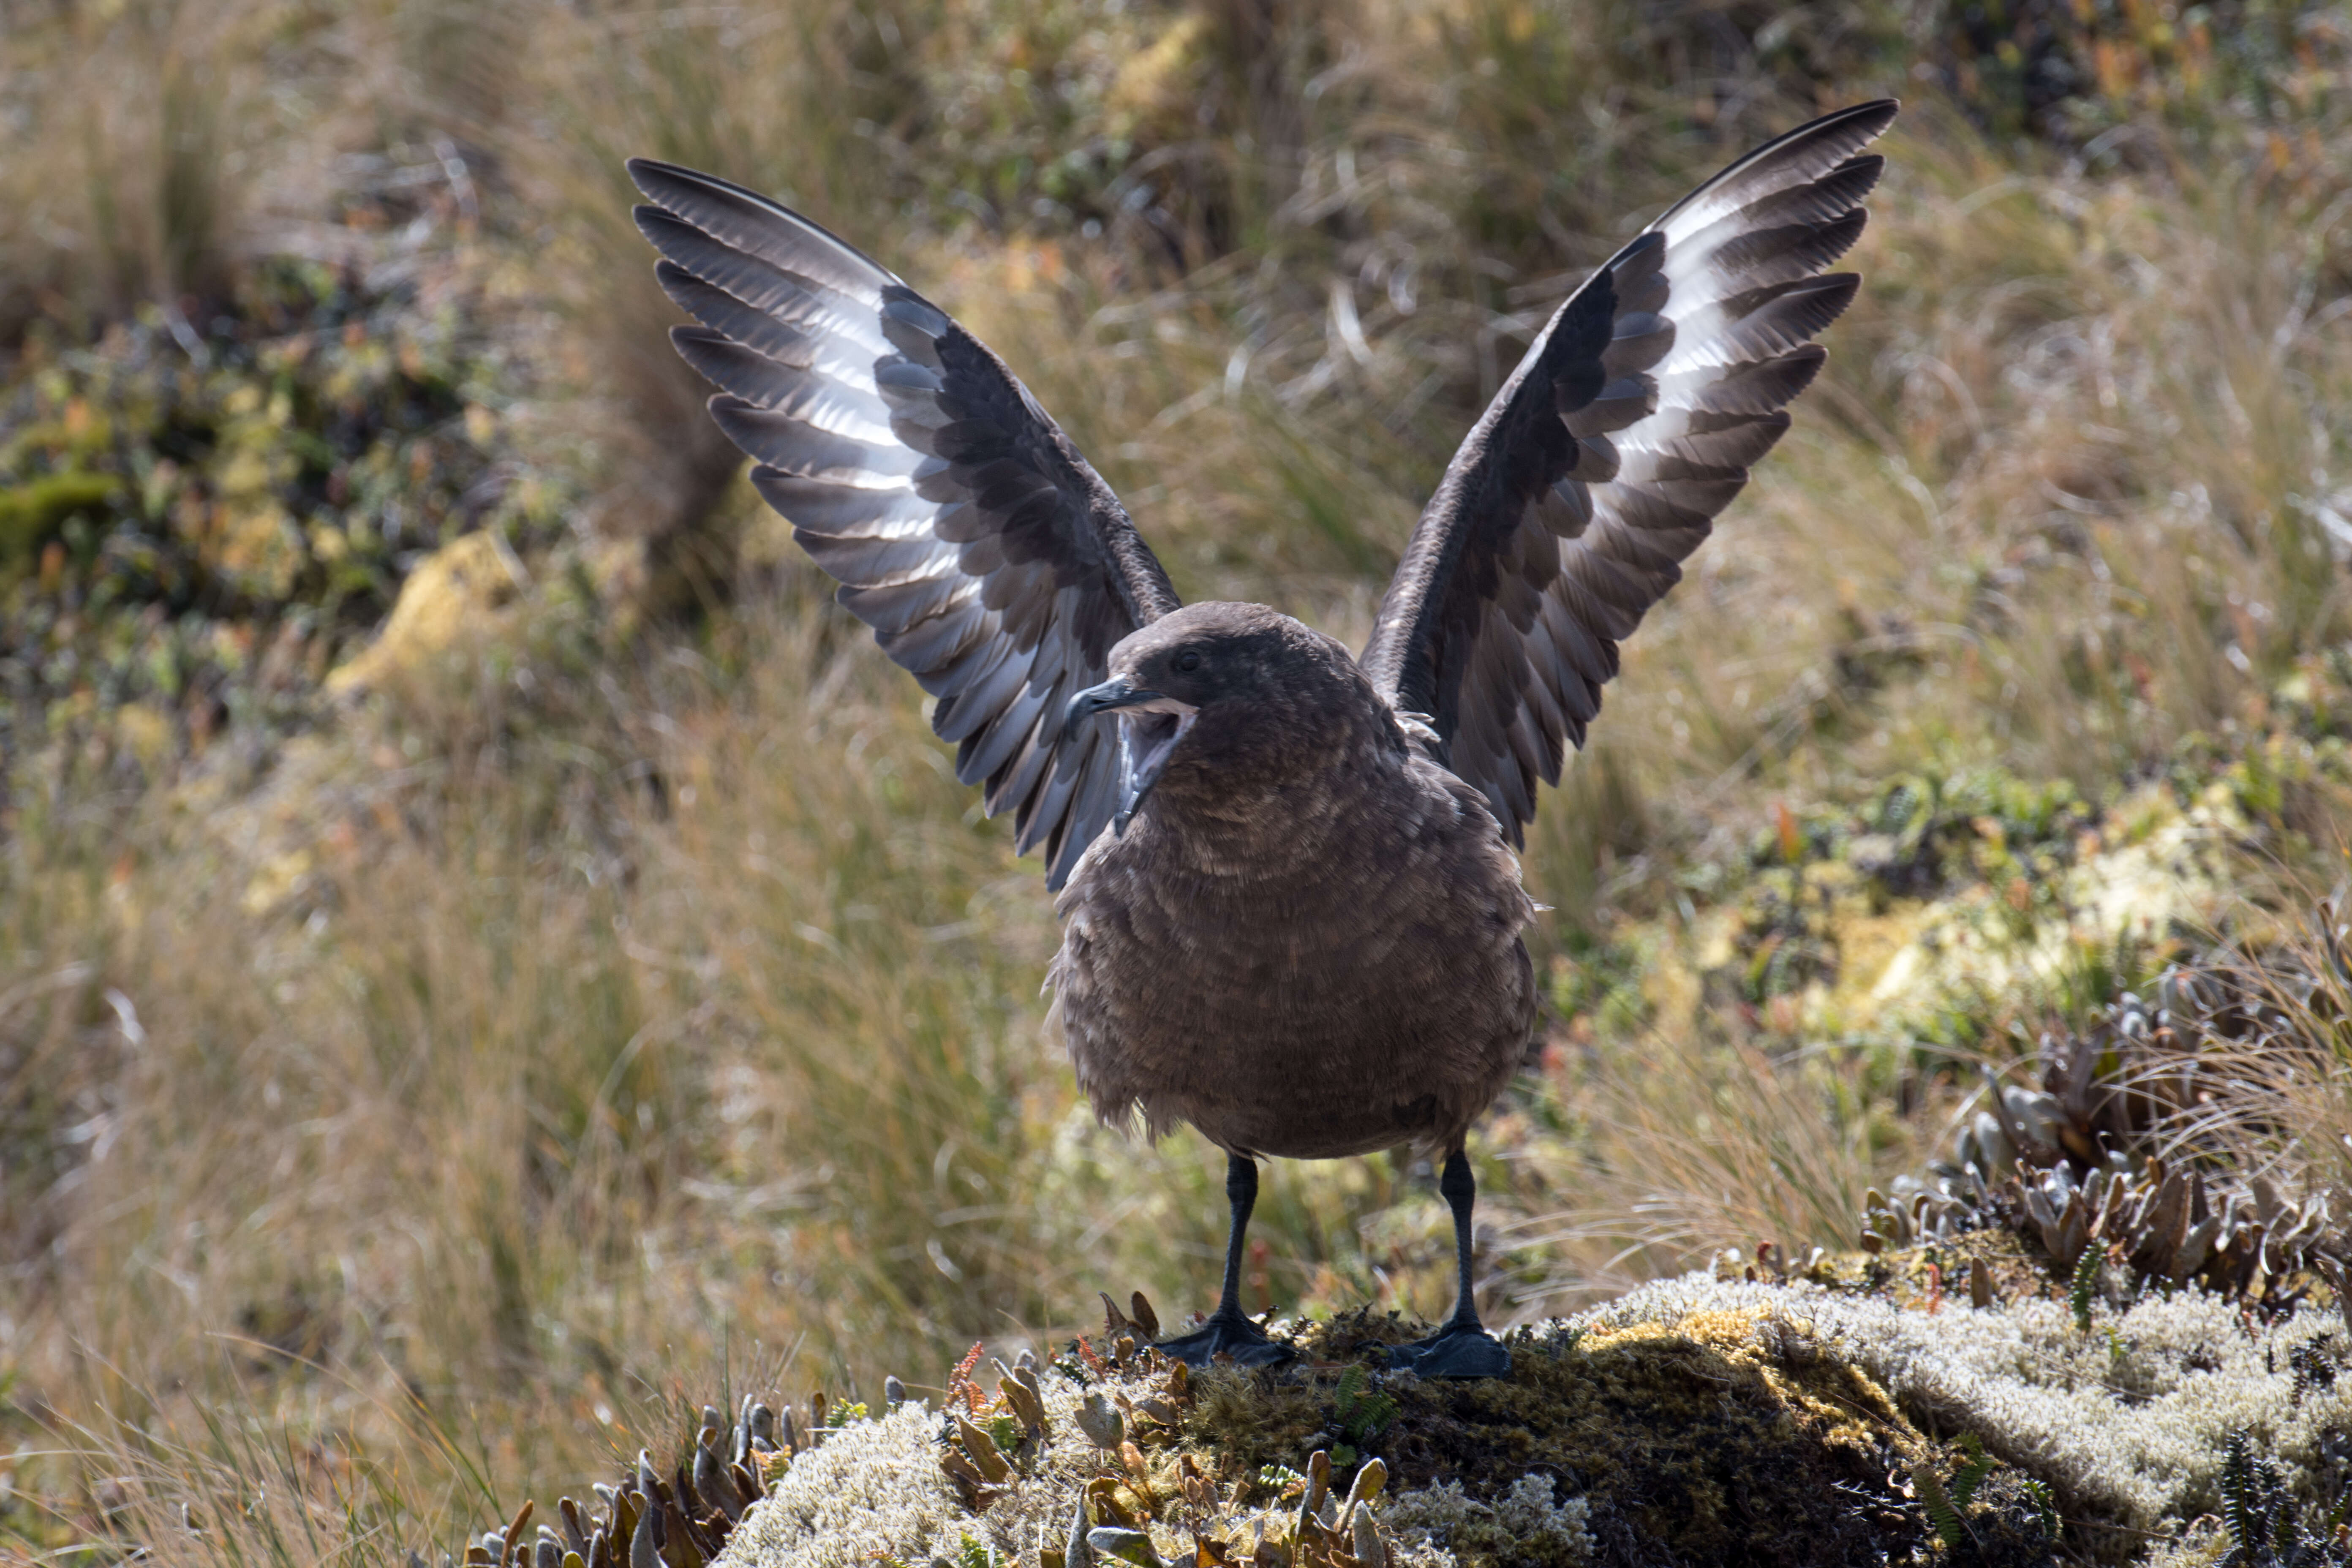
<box><xmin>1519</xmin><ymin>1034</ymin><xmax>1899</xmax><ymax>1307</ymax></box>
<box><xmin>0</xmin><ymin>1</ymin><xmax>275</xmax><ymax>340</ymax></box>
<box><xmin>5</xmin><ymin>0</ymin><xmax>2352</xmax><ymax>1559</ymax></box>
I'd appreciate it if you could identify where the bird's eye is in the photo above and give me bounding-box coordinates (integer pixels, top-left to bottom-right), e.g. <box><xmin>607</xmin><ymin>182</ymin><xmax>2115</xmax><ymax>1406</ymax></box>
<box><xmin>1173</xmin><ymin>651</ymin><xmax>1203</xmax><ymax>673</ymax></box>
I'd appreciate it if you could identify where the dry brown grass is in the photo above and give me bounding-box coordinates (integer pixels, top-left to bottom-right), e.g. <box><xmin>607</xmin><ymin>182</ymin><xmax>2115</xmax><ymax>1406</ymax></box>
<box><xmin>1511</xmin><ymin>1034</ymin><xmax>1910</xmax><ymax>1308</ymax></box>
<box><xmin>0</xmin><ymin>0</ymin><xmax>337</xmax><ymax>340</ymax></box>
<box><xmin>5</xmin><ymin>0</ymin><xmax>2352</xmax><ymax>1559</ymax></box>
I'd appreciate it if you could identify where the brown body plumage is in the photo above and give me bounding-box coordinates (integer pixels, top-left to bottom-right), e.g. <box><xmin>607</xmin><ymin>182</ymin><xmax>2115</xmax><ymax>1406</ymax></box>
<box><xmin>628</xmin><ymin>99</ymin><xmax>1899</xmax><ymax>1374</ymax></box>
<box><xmin>1051</xmin><ymin>604</ymin><xmax>1537</xmax><ymax>1163</ymax></box>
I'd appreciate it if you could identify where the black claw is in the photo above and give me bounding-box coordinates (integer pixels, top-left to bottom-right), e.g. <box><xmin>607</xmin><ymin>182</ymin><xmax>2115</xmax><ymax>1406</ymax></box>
<box><xmin>1380</xmin><ymin>1324</ymin><xmax>1512</xmax><ymax>1380</ymax></box>
<box><xmin>1155</xmin><ymin>1310</ymin><xmax>1295</xmax><ymax>1368</ymax></box>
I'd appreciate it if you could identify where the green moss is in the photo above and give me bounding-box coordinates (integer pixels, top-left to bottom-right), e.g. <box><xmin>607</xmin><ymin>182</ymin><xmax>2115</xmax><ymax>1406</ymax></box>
<box><xmin>1181</xmin><ymin>1308</ymin><xmax>1940</xmax><ymax>1568</ymax></box>
<box><xmin>0</xmin><ymin>470</ymin><xmax>121</xmax><ymax>566</ymax></box>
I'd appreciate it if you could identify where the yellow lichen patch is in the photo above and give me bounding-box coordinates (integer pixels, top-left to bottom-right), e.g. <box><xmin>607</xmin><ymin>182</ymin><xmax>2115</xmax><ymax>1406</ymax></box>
<box><xmin>1532</xmin><ymin>1308</ymin><xmax>1921</xmax><ymax>1560</ymax></box>
<box><xmin>1623</xmin><ymin>770</ymin><xmax>2248</xmax><ymax>1049</ymax></box>
<box><xmin>240</xmin><ymin>846</ymin><xmax>316</xmax><ymax>917</ymax></box>
<box><xmin>1820</xmin><ymin>900</ymin><xmax>1936</xmax><ymax>1020</ymax></box>
<box><xmin>1609</xmin><ymin>1305</ymin><xmax>1910</xmax><ymax>1453</ymax></box>
<box><xmin>327</xmin><ymin>530</ymin><xmax>524</xmax><ymax>695</ymax></box>
<box><xmin>214</xmin><ymin>501</ymin><xmax>305</xmax><ymax>601</ymax></box>
<box><xmin>112</xmin><ymin>701</ymin><xmax>174</xmax><ymax>775</ymax></box>
<box><xmin>1105</xmin><ymin>10</ymin><xmax>1212</xmax><ymax>139</ymax></box>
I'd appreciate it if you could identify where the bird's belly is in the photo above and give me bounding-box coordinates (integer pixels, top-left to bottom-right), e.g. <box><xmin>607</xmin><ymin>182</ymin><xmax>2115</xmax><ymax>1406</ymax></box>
<box><xmin>1051</xmin><ymin>862</ymin><xmax>1537</xmax><ymax>1159</ymax></box>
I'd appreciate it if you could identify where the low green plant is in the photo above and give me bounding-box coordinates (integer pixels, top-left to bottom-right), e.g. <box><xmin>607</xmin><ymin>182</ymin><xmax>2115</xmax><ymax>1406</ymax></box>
<box><xmin>2215</xmin><ymin>1426</ymin><xmax>2352</xmax><ymax>1568</ymax></box>
<box><xmin>1914</xmin><ymin>1460</ymin><xmax>1965</xmax><ymax>1551</ymax></box>
<box><xmin>1950</xmin><ymin>1432</ymin><xmax>1994</xmax><ymax>1508</ymax></box>
<box><xmin>1912</xmin><ymin>1433</ymin><xmax>1998</xmax><ymax>1551</ymax></box>
<box><xmin>0</xmin><ymin>471</ymin><xmax>121</xmax><ymax>566</ymax></box>
<box><xmin>1324</xmin><ymin>1364</ymin><xmax>1399</xmax><ymax>1467</ymax></box>
<box><xmin>2071</xmin><ymin>1243</ymin><xmax>2106</xmax><ymax>1334</ymax></box>
<box><xmin>2018</xmin><ymin>1476</ymin><xmax>2060</xmax><ymax>1543</ymax></box>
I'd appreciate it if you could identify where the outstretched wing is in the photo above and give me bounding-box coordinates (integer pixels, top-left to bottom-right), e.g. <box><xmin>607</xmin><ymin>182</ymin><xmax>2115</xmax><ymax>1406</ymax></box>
<box><xmin>1359</xmin><ymin>101</ymin><xmax>1897</xmax><ymax>842</ymax></box>
<box><xmin>629</xmin><ymin>159</ymin><xmax>1180</xmax><ymax>887</ymax></box>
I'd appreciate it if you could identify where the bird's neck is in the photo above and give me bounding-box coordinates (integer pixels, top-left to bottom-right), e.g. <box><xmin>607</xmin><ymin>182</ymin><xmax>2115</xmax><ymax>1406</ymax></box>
<box><xmin>1142</xmin><ymin>705</ymin><xmax>1405</xmax><ymax>875</ymax></box>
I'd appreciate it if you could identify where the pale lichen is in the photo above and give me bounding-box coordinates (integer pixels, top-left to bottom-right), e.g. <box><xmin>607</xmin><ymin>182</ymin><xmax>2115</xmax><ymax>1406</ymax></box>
<box><xmin>710</xmin><ymin>1401</ymin><xmax>962</xmax><ymax>1568</ymax></box>
<box><xmin>1385</xmin><ymin>1475</ymin><xmax>1595</xmax><ymax>1567</ymax></box>
<box><xmin>1588</xmin><ymin>1274</ymin><xmax>2352</xmax><ymax>1562</ymax></box>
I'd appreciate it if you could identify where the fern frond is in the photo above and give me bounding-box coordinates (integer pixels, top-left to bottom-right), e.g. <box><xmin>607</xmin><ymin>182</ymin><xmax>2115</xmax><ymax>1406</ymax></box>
<box><xmin>2069</xmin><ymin>1246</ymin><xmax>2102</xmax><ymax>1334</ymax></box>
<box><xmin>1950</xmin><ymin>1433</ymin><xmax>1993</xmax><ymax>1511</ymax></box>
<box><xmin>1914</xmin><ymin>1462</ymin><xmax>1964</xmax><ymax>1551</ymax></box>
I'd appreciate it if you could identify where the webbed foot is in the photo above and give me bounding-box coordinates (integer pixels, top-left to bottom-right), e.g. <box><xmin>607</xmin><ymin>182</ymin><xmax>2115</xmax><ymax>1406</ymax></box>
<box><xmin>1155</xmin><ymin>1309</ymin><xmax>1295</xmax><ymax>1368</ymax></box>
<box><xmin>1379</xmin><ymin>1323</ymin><xmax>1512</xmax><ymax>1379</ymax></box>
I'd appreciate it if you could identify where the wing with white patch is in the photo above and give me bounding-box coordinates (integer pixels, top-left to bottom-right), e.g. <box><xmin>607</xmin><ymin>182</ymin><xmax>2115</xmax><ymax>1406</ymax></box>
<box><xmin>1359</xmin><ymin>101</ymin><xmax>1897</xmax><ymax>841</ymax></box>
<box><xmin>629</xmin><ymin>159</ymin><xmax>1181</xmax><ymax>886</ymax></box>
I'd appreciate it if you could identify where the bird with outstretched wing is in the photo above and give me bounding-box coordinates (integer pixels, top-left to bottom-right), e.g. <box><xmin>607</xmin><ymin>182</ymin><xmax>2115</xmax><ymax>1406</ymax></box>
<box><xmin>630</xmin><ymin>98</ymin><xmax>1896</xmax><ymax>1376</ymax></box>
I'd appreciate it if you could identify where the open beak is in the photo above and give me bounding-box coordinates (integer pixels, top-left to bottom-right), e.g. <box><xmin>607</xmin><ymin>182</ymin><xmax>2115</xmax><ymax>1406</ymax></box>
<box><xmin>1062</xmin><ymin>675</ymin><xmax>1159</xmax><ymax>742</ymax></box>
<box><xmin>1062</xmin><ymin>675</ymin><xmax>1200</xmax><ymax>835</ymax></box>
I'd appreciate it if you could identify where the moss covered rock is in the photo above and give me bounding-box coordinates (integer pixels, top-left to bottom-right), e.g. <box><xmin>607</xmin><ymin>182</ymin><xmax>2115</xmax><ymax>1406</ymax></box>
<box><xmin>553</xmin><ymin>1269</ymin><xmax>2349</xmax><ymax>1568</ymax></box>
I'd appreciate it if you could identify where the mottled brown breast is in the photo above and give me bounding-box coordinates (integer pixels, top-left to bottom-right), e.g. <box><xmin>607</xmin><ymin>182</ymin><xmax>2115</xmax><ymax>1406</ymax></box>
<box><xmin>1049</xmin><ymin>746</ymin><xmax>1537</xmax><ymax>1161</ymax></box>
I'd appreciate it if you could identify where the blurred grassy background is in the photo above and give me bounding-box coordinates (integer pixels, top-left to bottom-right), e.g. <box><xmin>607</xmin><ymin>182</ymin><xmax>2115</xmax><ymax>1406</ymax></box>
<box><xmin>4</xmin><ymin>0</ymin><xmax>2352</xmax><ymax>1559</ymax></box>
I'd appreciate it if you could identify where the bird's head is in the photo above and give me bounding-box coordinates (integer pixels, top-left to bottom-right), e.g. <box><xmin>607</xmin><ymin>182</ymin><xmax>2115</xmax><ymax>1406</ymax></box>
<box><xmin>1062</xmin><ymin>602</ymin><xmax>1383</xmax><ymax>834</ymax></box>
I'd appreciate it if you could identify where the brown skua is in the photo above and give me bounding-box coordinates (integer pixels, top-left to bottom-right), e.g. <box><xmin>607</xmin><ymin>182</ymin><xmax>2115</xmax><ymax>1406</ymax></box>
<box><xmin>629</xmin><ymin>97</ymin><xmax>1897</xmax><ymax>1376</ymax></box>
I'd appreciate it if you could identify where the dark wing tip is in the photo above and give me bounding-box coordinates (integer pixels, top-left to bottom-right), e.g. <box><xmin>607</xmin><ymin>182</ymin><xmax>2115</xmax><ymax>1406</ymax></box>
<box><xmin>1652</xmin><ymin>99</ymin><xmax>1902</xmax><ymax>236</ymax></box>
<box><xmin>1794</xmin><ymin>98</ymin><xmax>1901</xmax><ymax>145</ymax></box>
<box><xmin>623</xmin><ymin>154</ymin><xmax>675</xmax><ymax>192</ymax></box>
<box><xmin>1840</xmin><ymin>98</ymin><xmax>1901</xmax><ymax>134</ymax></box>
<box><xmin>626</xmin><ymin>155</ymin><xmax>759</xmax><ymax>210</ymax></box>
<box><xmin>626</xmin><ymin>156</ymin><xmax>732</xmax><ymax>211</ymax></box>
<box><xmin>624</xmin><ymin>155</ymin><xmax>906</xmax><ymax>292</ymax></box>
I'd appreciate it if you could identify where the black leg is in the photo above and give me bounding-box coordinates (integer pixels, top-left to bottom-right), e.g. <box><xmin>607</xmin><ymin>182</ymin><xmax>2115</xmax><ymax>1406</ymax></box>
<box><xmin>1439</xmin><ymin>1147</ymin><xmax>1484</xmax><ymax>1328</ymax></box>
<box><xmin>1154</xmin><ymin>1153</ymin><xmax>1293</xmax><ymax>1367</ymax></box>
<box><xmin>1214</xmin><ymin>1151</ymin><xmax>1256</xmax><ymax>1318</ymax></box>
<box><xmin>1383</xmin><ymin>1149</ymin><xmax>1512</xmax><ymax>1379</ymax></box>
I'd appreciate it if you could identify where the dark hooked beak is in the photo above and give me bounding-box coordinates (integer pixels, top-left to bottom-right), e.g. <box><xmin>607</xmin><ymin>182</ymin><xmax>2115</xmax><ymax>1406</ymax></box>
<box><xmin>1062</xmin><ymin>675</ymin><xmax>1161</xmax><ymax>743</ymax></box>
<box><xmin>1062</xmin><ymin>675</ymin><xmax>1199</xmax><ymax>836</ymax></box>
